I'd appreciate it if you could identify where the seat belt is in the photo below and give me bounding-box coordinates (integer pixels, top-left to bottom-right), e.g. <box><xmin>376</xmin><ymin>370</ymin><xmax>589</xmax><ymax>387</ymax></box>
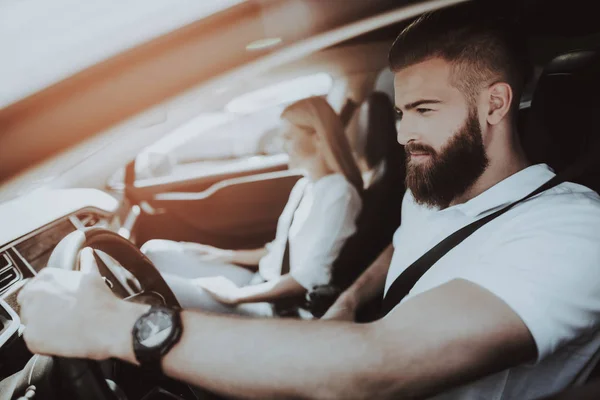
<box><xmin>280</xmin><ymin>180</ymin><xmax>308</xmax><ymax>275</ymax></box>
<box><xmin>381</xmin><ymin>149</ymin><xmax>598</xmax><ymax>317</ymax></box>
<box><xmin>280</xmin><ymin>234</ymin><xmax>293</xmax><ymax>275</ymax></box>
<box><xmin>271</xmin><ymin>181</ymin><xmax>309</xmax><ymax>317</ymax></box>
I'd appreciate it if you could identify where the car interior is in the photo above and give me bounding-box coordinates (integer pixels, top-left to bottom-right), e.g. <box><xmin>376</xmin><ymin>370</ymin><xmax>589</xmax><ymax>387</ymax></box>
<box><xmin>1</xmin><ymin>0</ymin><xmax>600</xmax><ymax>399</ymax></box>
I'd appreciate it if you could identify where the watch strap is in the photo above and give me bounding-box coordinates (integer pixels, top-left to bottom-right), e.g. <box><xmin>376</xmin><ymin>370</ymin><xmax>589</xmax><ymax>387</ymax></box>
<box><xmin>132</xmin><ymin>305</ymin><xmax>183</xmax><ymax>374</ymax></box>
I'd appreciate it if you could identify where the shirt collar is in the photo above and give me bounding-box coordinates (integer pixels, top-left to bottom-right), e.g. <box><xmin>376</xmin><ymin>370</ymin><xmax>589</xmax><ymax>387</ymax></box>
<box><xmin>451</xmin><ymin>163</ymin><xmax>556</xmax><ymax>218</ymax></box>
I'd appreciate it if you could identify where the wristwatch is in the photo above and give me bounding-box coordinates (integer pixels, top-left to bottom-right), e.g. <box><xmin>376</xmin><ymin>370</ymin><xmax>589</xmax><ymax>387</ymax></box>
<box><xmin>132</xmin><ymin>305</ymin><xmax>183</xmax><ymax>373</ymax></box>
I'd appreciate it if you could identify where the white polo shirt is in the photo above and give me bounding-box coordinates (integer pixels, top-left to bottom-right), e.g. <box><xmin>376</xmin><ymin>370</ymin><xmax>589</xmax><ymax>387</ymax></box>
<box><xmin>259</xmin><ymin>174</ymin><xmax>362</xmax><ymax>290</ymax></box>
<box><xmin>386</xmin><ymin>164</ymin><xmax>600</xmax><ymax>399</ymax></box>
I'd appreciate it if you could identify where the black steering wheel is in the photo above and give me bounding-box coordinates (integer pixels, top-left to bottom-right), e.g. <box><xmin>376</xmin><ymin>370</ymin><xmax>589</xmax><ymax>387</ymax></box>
<box><xmin>43</xmin><ymin>227</ymin><xmax>181</xmax><ymax>400</ymax></box>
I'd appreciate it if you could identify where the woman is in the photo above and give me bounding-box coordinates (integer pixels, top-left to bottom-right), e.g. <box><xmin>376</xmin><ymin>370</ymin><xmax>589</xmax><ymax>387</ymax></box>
<box><xmin>141</xmin><ymin>96</ymin><xmax>363</xmax><ymax>318</ymax></box>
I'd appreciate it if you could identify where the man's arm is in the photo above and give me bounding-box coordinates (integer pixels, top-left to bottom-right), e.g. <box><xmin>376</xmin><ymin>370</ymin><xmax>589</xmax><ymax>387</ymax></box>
<box><xmin>110</xmin><ymin>279</ymin><xmax>535</xmax><ymax>399</ymax></box>
<box><xmin>18</xmin><ymin>255</ymin><xmax>536</xmax><ymax>399</ymax></box>
<box><xmin>322</xmin><ymin>243</ymin><xmax>393</xmax><ymax>320</ymax></box>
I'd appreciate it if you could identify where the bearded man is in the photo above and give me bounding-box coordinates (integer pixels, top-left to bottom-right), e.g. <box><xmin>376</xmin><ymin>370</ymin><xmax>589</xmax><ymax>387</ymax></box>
<box><xmin>17</xmin><ymin>9</ymin><xmax>600</xmax><ymax>400</ymax></box>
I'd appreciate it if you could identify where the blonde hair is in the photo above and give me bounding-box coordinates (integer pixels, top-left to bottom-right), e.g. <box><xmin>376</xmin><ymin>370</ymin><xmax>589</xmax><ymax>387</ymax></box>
<box><xmin>281</xmin><ymin>97</ymin><xmax>364</xmax><ymax>192</ymax></box>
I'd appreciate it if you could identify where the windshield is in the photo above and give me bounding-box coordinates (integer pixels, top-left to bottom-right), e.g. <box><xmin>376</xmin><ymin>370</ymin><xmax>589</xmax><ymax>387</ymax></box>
<box><xmin>0</xmin><ymin>0</ymin><xmax>244</xmax><ymax>108</ymax></box>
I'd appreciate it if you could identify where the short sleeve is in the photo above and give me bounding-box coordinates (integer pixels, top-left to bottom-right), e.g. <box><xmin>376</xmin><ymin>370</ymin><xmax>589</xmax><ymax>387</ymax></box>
<box><xmin>290</xmin><ymin>178</ymin><xmax>362</xmax><ymax>290</ymax></box>
<box><xmin>258</xmin><ymin>178</ymin><xmax>308</xmax><ymax>280</ymax></box>
<box><xmin>272</xmin><ymin>178</ymin><xmax>309</xmax><ymax>241</ymax></box>
<box><xmin>458</xmin><ymin>194</ymin><xmax>600</xmax><ymax>362</ymax></box>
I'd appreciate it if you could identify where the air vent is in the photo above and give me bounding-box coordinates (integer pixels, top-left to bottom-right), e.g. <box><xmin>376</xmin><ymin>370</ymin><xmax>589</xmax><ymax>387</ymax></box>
<box><xmin>0</xmin><ymin>254</ymin><xmax>19</xmax><ymax>293</ymax></box>
<box><xmin>0</xmin><ymin>268</ymin><xmax>18</xmax><ymax>291</ymax></box>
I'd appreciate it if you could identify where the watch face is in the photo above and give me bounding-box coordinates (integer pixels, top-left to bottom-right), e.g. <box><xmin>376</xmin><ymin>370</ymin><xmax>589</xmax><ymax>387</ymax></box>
<box><xmin>136</xmin><ymin>310</ymin><xmax>173</xmax><ymax>349</ymax></box>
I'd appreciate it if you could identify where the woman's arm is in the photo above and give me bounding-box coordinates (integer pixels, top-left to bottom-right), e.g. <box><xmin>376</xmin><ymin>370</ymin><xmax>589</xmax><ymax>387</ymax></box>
<box><xmin>196</xmin><ymin>274</ymin><xmax>306</xmax><ymax>305</ymax></box>
<box><xmin>230</xmin><ymin>247</ymin><xmax>268</xmax><ymax>268</ymax></box>
<box><xmin>234</xmin><ymin>274</ymin><xmax>305</xmax><ymax>304</ymax></box>
<box><xmin>177</xmin><ymin>243</ymin><xmax>266</xmax><ymax>269</ymax></box>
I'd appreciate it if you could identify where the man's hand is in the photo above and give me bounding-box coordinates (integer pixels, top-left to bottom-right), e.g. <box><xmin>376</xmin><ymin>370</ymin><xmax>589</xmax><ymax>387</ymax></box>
<box><xmin>180</xmin><ymin>243</ymin><xmax>236</xmax><ymax>264</ymax></box>
<box><xmin>17</xmin><ymin>248</ymin><xmax>146</xmax><ymax>361</ymax></box>
<box><xmin>321</xmin><ymin>292</ymin><xmax>357</xmax><ymax>321</ymax></box>
<box><xmin>194</xmin><ymin>276</ymin><xmax>241</xmax><ymax>305</ymax></box>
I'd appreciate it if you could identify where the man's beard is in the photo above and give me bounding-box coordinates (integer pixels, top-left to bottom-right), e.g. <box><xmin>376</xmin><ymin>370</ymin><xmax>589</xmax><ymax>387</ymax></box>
<box><xmin>405</xmin><ymin>110</ymin><xmax>489</xmax><ymax>209</ymax></box>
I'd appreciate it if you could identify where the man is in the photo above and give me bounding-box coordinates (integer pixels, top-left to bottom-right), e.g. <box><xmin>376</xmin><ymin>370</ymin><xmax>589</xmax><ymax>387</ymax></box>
<box><xmin>17</xmin><ymin>10</ymin><xmax>600</xmax><ymax>399</ymax></box>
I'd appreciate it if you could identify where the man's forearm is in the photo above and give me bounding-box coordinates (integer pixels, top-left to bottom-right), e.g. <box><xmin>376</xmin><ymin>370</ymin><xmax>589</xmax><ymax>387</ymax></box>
<box><xmin>111</xmin><ymin>301</ymin><xmax>381</xmax><ymax>399</ymax></box>
<box><xmin>344</xmin><ymin>243</ymin><xmax>394</xmax><ymax>308</ymax></box>
<box><xmin>110</xmin><ymin>279</ymin><xmax>536</xmax><ymax>400</ymax></box>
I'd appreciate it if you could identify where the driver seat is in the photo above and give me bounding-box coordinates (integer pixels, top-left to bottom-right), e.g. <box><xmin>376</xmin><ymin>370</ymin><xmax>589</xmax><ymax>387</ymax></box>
<box><xmin>521</xmin><ymin>48</ymin><xmax>600</xmax><ymax>394</ymax></box>
<box><xmin>521</xmin><ymin>48</ymin><xmax>600</xmax><ymax>193</ymax></box>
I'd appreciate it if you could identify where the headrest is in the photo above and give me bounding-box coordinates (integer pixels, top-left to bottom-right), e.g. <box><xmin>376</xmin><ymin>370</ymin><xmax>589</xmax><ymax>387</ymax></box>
<box><xmin>523</xmin><ymin>49</ymin><xmax>600</xmax><ymax>180</ymax></box>
<box><xmin>355</xmin><ymin>91</ymin><xmax>401</xmax><ymax>169</ymax></box>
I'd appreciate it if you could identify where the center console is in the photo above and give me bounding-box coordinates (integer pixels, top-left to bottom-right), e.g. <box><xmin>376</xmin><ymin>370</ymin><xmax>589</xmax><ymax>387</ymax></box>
<box><xmin>0</xmin><ymin>298</ymin><xmax>26</xmax><ymax>378</ymax></box>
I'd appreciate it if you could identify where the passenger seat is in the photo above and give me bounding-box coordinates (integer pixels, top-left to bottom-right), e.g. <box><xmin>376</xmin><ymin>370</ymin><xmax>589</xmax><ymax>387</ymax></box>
<box><xmin>307</xmin><ymin>92</ymin><xmax>405</xmax><ymax>318</ymax></box>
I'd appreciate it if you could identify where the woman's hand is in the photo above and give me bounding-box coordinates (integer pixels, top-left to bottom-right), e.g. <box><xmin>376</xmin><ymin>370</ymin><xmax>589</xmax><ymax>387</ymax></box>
<box><xmin>180</xmin><ymin>243</ymin><xmax>236</xmax><ymax>264</ymax></box>
<box><xmin>321</xmin><ymin>292</ymin><xmax>358</xmax><ymax>321</ymax></box>
<box><xmin>194</xmin><ymin>276</ymin><xmax>242</xmax><ymax>306</ymax></box>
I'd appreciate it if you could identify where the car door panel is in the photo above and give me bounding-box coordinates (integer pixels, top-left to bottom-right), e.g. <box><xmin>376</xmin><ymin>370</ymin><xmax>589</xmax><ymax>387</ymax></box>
<box><xmin>133</xmin><ymin>154</ymin><xmax>289</xmax><ymax>197</ymax></box>
<box><xmin>133</xmin><ymin>170</ymin><xmax>301</xmax><ymax>250</ymax></box>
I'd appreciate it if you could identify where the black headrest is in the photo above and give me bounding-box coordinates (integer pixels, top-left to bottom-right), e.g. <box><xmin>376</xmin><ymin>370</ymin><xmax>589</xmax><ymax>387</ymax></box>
<box><xmin>355</xmin><ymin>91</ymin><xmax>401</xmax><ymax>169</ymax></box>
<box><xmin>523</xmin><ymin>49</ymin><xmax>600</xmax><ymax>181</ymax></box>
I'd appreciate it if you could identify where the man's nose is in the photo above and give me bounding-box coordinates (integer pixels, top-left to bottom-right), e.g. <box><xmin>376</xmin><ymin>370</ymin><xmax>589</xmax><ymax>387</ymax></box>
<box><xmin>396</xmin><ymin>120</ymin><xmax>420</xmax><ymax>146</ymax></box>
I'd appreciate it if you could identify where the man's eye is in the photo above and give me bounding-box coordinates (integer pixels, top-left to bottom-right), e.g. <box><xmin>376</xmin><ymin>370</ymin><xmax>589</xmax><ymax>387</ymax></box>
<box><xmin>395</xmin><ymin>108</ymin><xmax>403</xmax><ymax>120</ymax></box>
<box><xmin>416</xmin><ymin>108</ymin><xmax>432</xmax><ymax>114</ymax></box>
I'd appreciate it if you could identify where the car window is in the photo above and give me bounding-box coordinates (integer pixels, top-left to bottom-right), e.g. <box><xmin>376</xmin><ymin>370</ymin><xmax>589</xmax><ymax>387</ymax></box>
<box><xmin>107</xmin><ymin>73</ymin><xmax>332</xmax><ymax>185</ymax></box>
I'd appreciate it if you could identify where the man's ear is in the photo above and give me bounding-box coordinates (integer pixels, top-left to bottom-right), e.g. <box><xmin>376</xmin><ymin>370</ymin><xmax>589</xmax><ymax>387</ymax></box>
<box><xmin>486</xmin><ymin>82</ymin><xmax>513</xmax><ymax>126</ymax></box>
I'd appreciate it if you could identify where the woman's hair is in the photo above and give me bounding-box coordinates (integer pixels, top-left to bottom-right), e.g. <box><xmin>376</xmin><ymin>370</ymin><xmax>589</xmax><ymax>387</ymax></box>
<box><xmin>281</xmin><ymin>96</ymin><xmax>364</xmax><ymax>191</ymax></box>
<box><xmin>362</xmin><ymin>92</ymin><xmax>399</xmax><ymax>169</ymax></box>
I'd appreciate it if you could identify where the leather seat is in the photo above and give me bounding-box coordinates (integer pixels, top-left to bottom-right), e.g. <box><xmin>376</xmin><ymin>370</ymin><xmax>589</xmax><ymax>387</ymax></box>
<box><xmin>522</xmin><ymin>49</ymin><xmax>600</xmax><ymax>192</ymax></box>
<box><xmin>307</xmin><ymin>92</ymin><xmax>405</xmax><ymax>318</ymax></box>
<box><xmin>522</xmin><ymin>49</ymin><xmax>600</xmax><ymax>393</ymax></box>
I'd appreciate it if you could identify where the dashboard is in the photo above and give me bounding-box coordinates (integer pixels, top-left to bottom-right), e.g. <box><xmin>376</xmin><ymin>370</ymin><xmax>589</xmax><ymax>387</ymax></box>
<box><xmin>0</xmin><ymin>189</ymin><xmax>119</xmax><ymax>314</ymax></box>
<box><xmin>0</xmin><ymin>188</ymin><xmax>204</xmax><ymax>399</ymax></box>
<box><xmin>0</xmin><ymin>209</ymin><xmax>113</xmax><ymax>305</ymax></box>
<box><xmin>0</xmin><ymin>188</ymin><xmax>120</xmax><ymax>389</ymax></box>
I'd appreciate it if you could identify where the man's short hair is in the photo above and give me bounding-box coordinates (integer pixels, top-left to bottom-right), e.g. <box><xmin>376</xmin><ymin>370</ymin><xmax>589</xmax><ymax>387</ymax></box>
<box><xmin>389</xmin><ymin>8</ymin><xmax>531</xmax><ymax>113</ymax></box>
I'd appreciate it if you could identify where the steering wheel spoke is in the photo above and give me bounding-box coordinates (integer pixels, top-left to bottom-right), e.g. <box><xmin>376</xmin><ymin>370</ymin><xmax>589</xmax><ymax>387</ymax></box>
<box><xmin>91</xmin><ymin>250</ymin><xmax>133</xmax><ymax>299</ymax></box>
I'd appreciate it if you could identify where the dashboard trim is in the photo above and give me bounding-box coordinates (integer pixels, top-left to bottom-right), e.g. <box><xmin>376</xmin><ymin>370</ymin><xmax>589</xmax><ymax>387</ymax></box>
<box><xmin>0</xmin><ymin>206</ymin><xmax>110</xmax><ymax>254</ymax></box>
<box><xmin>0</xmin><ymin>189</ymin><xmax>118</xmax><ymax>246</ymax></box>
<box><xmin>0</xmin><ymin>206</ymin><xmax>113</xmax><ymax>301</ymax></box>
<box><xmin>0</xmin><ymin>254</ymin><xmax>22</xmax><ymax>295</ymax></box>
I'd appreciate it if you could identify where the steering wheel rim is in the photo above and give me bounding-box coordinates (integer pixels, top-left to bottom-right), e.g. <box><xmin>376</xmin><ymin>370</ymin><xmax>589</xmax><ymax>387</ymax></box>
<box><xmin>48</xmin><ymin>227</ymin><xmax>180</xmax><ymax>307</ymax></box>
<box><xmin>45</xmin><ymin>227</ymin><xmax>181</xmax><ymax>400</ymax></box>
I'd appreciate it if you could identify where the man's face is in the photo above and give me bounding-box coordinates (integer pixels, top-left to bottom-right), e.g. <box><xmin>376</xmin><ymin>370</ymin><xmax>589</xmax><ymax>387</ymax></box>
<box><xmin>394</xmin><ymin>58</ymin><xmax>489</xmax><ymax>208</ymax></box>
